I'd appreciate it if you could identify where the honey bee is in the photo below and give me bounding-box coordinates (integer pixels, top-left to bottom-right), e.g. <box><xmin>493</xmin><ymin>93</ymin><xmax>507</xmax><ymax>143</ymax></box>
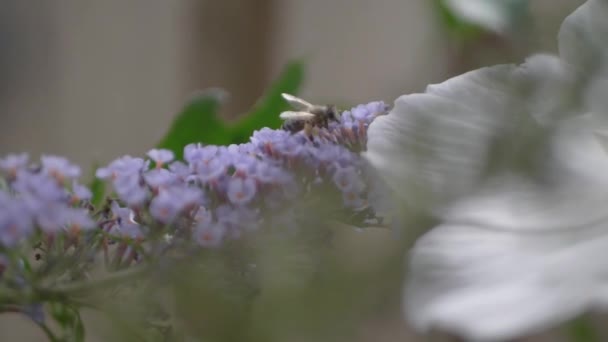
<box><xmin>279</xmin><ymin>93</ymin><xmax>340</xmax><ymax>138</ymax></box>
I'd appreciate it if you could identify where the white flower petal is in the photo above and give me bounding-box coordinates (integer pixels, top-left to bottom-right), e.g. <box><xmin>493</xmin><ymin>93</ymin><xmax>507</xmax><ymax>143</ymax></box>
<box><xmin>365</xmin><ymin>66</ymin><xmax>512</xmax><ymax>208</ymax></box>
<box><xmin>363</xmin><ymin>1</ymin><xmax>608</xmax><ymax>339</ymax></box>
<box><xmin>405</xmin><ymin>109</ymin><xmax>608</xmax><ymax>339</ymax></box>
<box><xmin>587</xmin><ymin>68</ymin><xmax>608</xmax><ymax>115</ymax></box>
<box><xmin>558</xmin><ymin>0</ymin><xmax>608</xmax><ymax>124</ymax></box>
<box><xmin>441</xmin><ymin>179</ymin><xmax>608</xmax><ymax>233</ymax></box>
<box><xmin>550</xmin><ymin>113</ymin><xmax>608</xmax><ymax>190</ymax></box>
<box><xmin>406</xmin><ymin>216</ymin><xmax>608</xmax><ymax>341</ymax></box>
<box><xmin>364</xmin><ymin>56</ymin><xmax>568</xmax><ymax>212</ymax></box>
<box><xmin>516</xmin><ymin>54</ymin><xmax>579</xmax><ymax>124</ymax></box>
<box><xmin>558</xmin><ymin>0</ymin><xmax>608</xmax><ymax>72</ymax></box>
<box><xmin>439</xmin><ymin>112</ymin><xmax>608</xmax><ymax>230</ymax></box>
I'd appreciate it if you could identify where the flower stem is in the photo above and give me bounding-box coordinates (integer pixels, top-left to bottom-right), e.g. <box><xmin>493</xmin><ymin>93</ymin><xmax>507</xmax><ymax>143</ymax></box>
<box><xmin>38</xmin><ymin>264</ymin><xmax>149</xmax><ymax>298</ymax></box>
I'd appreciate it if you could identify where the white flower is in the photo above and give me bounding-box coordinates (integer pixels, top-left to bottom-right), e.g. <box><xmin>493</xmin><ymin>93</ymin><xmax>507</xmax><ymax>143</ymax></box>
<box><xmin>364</xmin><ymin>0</ymin><xmax>608</xmax><ymax>340</ymax></box>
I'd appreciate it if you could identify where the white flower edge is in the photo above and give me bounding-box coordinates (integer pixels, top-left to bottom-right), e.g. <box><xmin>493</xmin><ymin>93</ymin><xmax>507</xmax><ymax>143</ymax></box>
<box><xmin>405</xmin><ymin>217</ymin><xmax>608</xmax><ymax>341</ymax></box>
<box><xmin>361</xmin><ymin>0</ymin><xmax>608</xmax><ymax>340</ymax></box>
<box><xmin>558</xmin><ymin>0</ymin><xmax>608</xmax><ymax>73</ymax></box>
<box><xmin>363</xmin><ymin>53</ymin><xmax>573</xmax><ymax>214</ymax></box>
<box><xmin>363</xmin><ymin>0</ymin><xmax>608</xmax><ymax>216</ymax></box>
<box><xmin>396</xmin><ymin>0</ymin><xmax>608</xmax><ymax>339</ymax></box>
<box><xmin>403</xmin><ymin>108</ymin><xmax>608</xmax><ymax>339</ymax></box>
<box><xmin>362</xmin><ymin>64</ymin><xmax>511</xmax><ymax>211</ymax></box>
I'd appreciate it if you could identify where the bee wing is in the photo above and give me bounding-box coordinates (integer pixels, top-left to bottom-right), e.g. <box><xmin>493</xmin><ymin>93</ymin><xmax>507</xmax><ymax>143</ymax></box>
<box><xmin>281</xmin><ymin>93</ymin><xmax>314</xmax><ymax>110</ymax></box>
<box><xmin>279</xmin><ymin>111</ymin><xmax>316</xmax><ymax>120</ymax></box>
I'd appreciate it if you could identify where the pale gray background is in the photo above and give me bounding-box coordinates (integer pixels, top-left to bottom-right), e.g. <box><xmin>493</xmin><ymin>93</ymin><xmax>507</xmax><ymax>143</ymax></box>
<box><xmin>0</xmin><ymin>0</ymin><xmax>582</xmax><ymax>172</ymax></box>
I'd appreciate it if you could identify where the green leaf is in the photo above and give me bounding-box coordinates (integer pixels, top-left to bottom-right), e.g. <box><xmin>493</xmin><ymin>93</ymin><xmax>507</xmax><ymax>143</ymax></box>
<box><xmin>229</xmin><ymin>60</ymin><xmax>305</xmax><ymax>144</ymax></box>
<box><xmin>156</xmin><ymin>61</ymin><xmax>304</xmax><ymax>154</ymax></box>
<box><xmin>89</xmin><ymin>163</ymin><xmax>105</xmax><ymax>207</ymax></box>
<box><xmin>157</xmin><ymin>88</ymin><xmax>229</xmax><ymax>160</ymax></box>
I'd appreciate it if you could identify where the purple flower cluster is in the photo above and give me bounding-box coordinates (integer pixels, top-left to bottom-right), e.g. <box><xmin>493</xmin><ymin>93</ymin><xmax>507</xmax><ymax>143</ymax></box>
<box><xmin>99</xmin><ymin>101</ymin><xmax>387</xmax><ymax>248</ymax></box>
<box><xmin>331</xmin><ymin>101</ymin><xmax>388</xmax><ymax>151</ymax></box>
<box><xmin>0</xmin><ymin>101</ymin><xmax>387</xmax><ymax>251</ymax></box>
<box><xmin>0</xmin><ymin>154</ymin><xmax>95</xmax><ymax>247</ymax></box>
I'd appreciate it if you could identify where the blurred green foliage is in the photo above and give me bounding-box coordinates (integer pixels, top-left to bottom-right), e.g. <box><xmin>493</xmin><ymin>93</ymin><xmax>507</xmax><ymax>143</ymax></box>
<box><xmin>87</xmin><ymin>60</ymin><xmax>303</xmax><ymax>185</ymax></box>
<box><xmin>88</xmin><ymin>164</ymin><xmax>105</xmax><ymax>207</ymax></box>
<box><xmin>157</xmin><ymin>61</ymin><xmax>304</xmax><ymax>160</ymax></box>
<box><xmin>85</xmin><ymin>226</ymin><xmax>407</xmax><ymax>342</ymax></box>
<box><xmin>228</xmin><ymin>61</ymin><xmax>304</xmax><ymax>144</ymax></box>
<box><xmin>157</xmin><ymin>88</ymin><xmax>229</xmax><ymax>158</ymax></box>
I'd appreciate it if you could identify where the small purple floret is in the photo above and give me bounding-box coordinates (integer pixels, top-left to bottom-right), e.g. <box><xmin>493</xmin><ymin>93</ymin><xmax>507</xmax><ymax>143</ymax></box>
<box><xmin>227</xmin><ymin>177</ymin><xmax>257</xmax><ymax>205</ymax></box>
<box><xmin>0</xmin><ymin>200</ymin><xmax>33</xmax><ymax>246</ymax></box>
<box><xmin>72</xmin><ymin>181</ymin><xmax>92</xmax><ymax>202</ymax></box>
<box><xmin>144</xmin><ymin>168</ymin><xmax>178</xmax><ymax>189</ymax></box>
<box><xmin>150</xmin><ymin>186</ymin><xmax>202</xmax><ymax>223</ymax></box>
<box><xmin>0</xmin><ymin>153</ymin><xmax>29</xmax><ymax>175</ymax></box>
<box><xmin>41</xmin><ymin>155</ymin><xmax>81</xmax><ymax>181</ymax></box>
<box><xmin>194</xmin><ymin>223</ymin><xmax>225</xmax><ymax>247</ymax></box>
<box><xmin>147</xmin><ymin>149</ymin><xmax>175</xmax><ymax>166</ymax></box>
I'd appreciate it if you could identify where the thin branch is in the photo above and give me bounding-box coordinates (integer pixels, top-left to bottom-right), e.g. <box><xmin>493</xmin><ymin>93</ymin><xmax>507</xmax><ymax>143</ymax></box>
<box><xmin>36</xmin><ymin>264</ymin><xmax>149</xmax><ymax>299</ymax></box>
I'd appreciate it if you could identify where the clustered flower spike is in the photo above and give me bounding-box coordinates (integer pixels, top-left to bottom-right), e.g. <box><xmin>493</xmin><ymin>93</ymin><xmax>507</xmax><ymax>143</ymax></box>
<box><xmin>0</xmin><ymin>100</ymin><xmax>387</xmax><ymax>255</ymax></box>
<box><xmin>0</xmin><ymin>154</ymin><xmax>96</xmax><ymax>247</ymax></box>
<box><xmin>97</xmin><ymin>100</ymin><xmax>388</xmax><ymax>249</ymax></box>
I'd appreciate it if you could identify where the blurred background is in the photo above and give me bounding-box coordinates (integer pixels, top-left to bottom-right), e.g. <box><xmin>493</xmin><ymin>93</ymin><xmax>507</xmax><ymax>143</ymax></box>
<box><xmin>0</xmin><ymin>0</ymin><xmax>582</xmax><ymax>172</ymax></box>
<box><xmin>0</xmin><ymin>1</ymin><xmax>586</xmax><ymax>340</ymax></box>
